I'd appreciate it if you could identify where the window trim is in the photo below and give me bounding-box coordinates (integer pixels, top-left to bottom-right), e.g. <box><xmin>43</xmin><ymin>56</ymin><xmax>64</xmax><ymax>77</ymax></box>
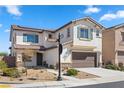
<box><xmin>67</xmin><ymin>27</ymin><xmax>71</xmax><ymax>38</ymax></box>
<box><xmin>23</xmin><ymin>34</ymin><xmax>39</xmax><ymax>43</ymax></box>
<box><xmin>96</xmin><ymin>30</ymin><xmax>100</xmax><ymax>37</ymax></box>
<box><xmin>78</xmin><ymin>26</ymin><xmax>93</xmax><ymax>41</ymax></box>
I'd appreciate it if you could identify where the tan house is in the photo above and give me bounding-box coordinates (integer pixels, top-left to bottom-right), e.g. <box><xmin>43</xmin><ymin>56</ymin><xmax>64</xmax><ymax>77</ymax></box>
<box><xmin>10</xmin><ymin>17</ymin><xmax>104</xmax><ymax>68</ymax></box>
<box><xmin>103</xmin><ymin>23</ymin><xmax>124</xmax><ymax>65</ymax></box>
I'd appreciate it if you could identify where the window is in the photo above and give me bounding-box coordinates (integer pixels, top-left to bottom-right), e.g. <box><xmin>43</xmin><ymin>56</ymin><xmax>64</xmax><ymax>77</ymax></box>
<box><xmin>67</xmin><ymin>27</ymin><xmax>70</xmax><ymax>38</ymax></box>
<box><xmin>23</xmin><ymin>34</ymin><xmax>39</xmax><ymax>43</ymax></box>
<box><xmin>48</xmin><ymin>34</ymin><xmax>52</xmax><ymax>39</ymax></box>
<box><xmin>80</xmin><ymin>28</ymin><xmax>89</xmax><ymax>39</ymax></box>
<box><xmin>121</xmin><ymin>32</ymin><xmax>124</xmax><ymax>41</ymax></box>
<box><xmin>96</xmin><ymin>30</ymin><xmax>100</xmax><ymax>37</ymax></box>
<box><xmin>22</xmin><ymin>53</ymin><xmax>32</xmax><ymax>62</ymax></box>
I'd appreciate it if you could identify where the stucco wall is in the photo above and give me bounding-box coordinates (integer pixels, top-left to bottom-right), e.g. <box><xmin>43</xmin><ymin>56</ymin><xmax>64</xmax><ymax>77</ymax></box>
<box><xmin>43</xmin><ymin>48</ymin><xmax>58</xmax><ymax>66</ymax></box>
<box><xmin>102</xmin><ymin>30</ymin><xmax>115</xmax><ymax>64</ymax></box>
<box><xmin>115</xmin><ymin>27</ymin><xmax>124</xmax><ymax>51</ymax></box>
<box><xmin>15</xmin><ymin>30</ymin><xmax>43</xmax><ymax>45</ymax></box>
<box><xmin>55</xmin><ymin>24</ymin><xmax>73</xmax><ymax>44</ymax></box>
<box><xmin>42</xmin><ymin>31</ymin><xmax>57</xmax><ymax>48</ymax></box>
<box><xmin>43</xmin><ymin>44</ymin><xmax>72</xmax><ymax>66</ymax></box>
<box><xmin>73</xmin><ymin>20</ymin><xmax>102</xmax><ymax>52</ymax></box>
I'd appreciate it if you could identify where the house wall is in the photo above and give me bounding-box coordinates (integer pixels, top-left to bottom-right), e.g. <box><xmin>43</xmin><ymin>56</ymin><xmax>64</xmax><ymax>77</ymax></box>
<box><xmin>15</xmin><ymin>30</ymin><xmax>43</xmax><ymax>45</ymax></box>
<box><xmin>15</xmin><ymin>49</ymin><xmax>37</xmax><ymax>67</ymax></box>
<box><xmin>102</xmin><ymin>30</ymin><xmax>115</xmax><ymax>64</ymax></box>
<box><xmin>42</xmin><ymin>31</ymin><xmax>57</xmax><ymax>48</ymax></box>
<box><xmin>43</xmin><ymin>48</ymin><xmax>58</xmax><ymax>66</ymax></box>
<box><xmin>55</xmin><ymin>24</ymin><xmax>73</xmax><ymax>44</ymax></box>
<box><xmin>43</xmin><ymin>43</ymin><xmax>72</xmax><ymax>66</ymax></box>
<box><xmin>115</xmin><ymin>27</ymin><xmax>124</xmax><ymax>64</ymax></box>
<box><xmin>115</xmin><ymin>27</ymin><xmax>124</xmax><ymax>50</ymax></box>
<box><xmin>15</xmin><ymin>30</ymin><xmax>56</xmax><ymax>48</ymax></box>
<box><xmin>73</xmin><ymin>19</ymin><xmax>102</xmax><ymax>52</ymax></box>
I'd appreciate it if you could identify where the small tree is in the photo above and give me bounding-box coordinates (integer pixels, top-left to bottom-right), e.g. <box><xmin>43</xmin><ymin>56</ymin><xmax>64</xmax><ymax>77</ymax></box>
<box><xmin>0</xmin><ymin>52</ymin><xmax>8</xmax><ymax>56</ymax></box>
<box><xmin>0</xmin><ymin>61</ymin><xmax>7</xmax><ymax>70</ymax></box>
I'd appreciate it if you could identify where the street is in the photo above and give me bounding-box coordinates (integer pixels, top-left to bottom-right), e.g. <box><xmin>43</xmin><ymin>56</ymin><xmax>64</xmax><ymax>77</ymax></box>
<box><xmin>71</xmin><ymin>81</ymin><xmax>124</xmax><ymax>88</ymax></box>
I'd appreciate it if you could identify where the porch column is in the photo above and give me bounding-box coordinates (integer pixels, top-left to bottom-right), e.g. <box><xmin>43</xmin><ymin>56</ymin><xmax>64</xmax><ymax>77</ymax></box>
<box><xmin>115</xmin><ymin>51</ymin><xmax>118</xmax><ymax>65</ymax></box>
<box><xmin>97</xmin><ymin>52</ymin><xmax>102</xmax><ymax>67</ymax></box>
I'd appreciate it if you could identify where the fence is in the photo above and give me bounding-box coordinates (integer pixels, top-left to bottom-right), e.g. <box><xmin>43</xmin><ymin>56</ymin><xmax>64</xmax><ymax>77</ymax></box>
<box><xmin>0</xmin><ymin>56</ymin><xmax>16</xmax><ymax>67</ymax></box>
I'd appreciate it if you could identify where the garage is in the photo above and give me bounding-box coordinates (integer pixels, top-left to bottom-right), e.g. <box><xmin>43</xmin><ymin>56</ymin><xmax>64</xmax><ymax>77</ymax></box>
<box><xmin>118</xmin><ymin>51</ymin><xmax>124</xmax><ymax>63</ymax></box>
<box><xmin>72</xmin><ymin>52</ymin><xmax>97</xmax><ymax>68</ymax></box>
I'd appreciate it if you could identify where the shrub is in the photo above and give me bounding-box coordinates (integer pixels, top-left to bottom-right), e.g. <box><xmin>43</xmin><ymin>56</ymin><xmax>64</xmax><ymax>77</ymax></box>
<box><xmin>67</xmin><ymin>69</ymin><xmax>78</xmax><ymax>76</ymax></box>
<box><xmin>119</xmin><ymin>66</ymin><xmax>124</xmax><ymax>71</ymax></box>
<box><xmin>0</xmin><ymin>61</ymin><xmax>7</xmax><ymax>70</ymax></box>
<box><xmin>0</xmin><ymin>52</ymin><xmax>8</xmax><ymax>56</ymax></box>
<box><xmin>49</xmin><ymin>65</ymin><xmax>55</xmax><ymax>69</ymax></box>
<box><xmin>105</xmin><ymin>64</ymin><xmax>119</xmax><ymax>70</ymax></box>
<box><xmin>3</xmin><ymin>68</ymin><xmax>20</xmax><ymax>78</ymax></box>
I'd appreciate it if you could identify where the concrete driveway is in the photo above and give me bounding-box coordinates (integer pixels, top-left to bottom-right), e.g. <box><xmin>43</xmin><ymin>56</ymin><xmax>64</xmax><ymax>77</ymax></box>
<box><xmin>75</xmin><ymin>67</ymin><xmax>124</xmax><ymax>78</ymax></box>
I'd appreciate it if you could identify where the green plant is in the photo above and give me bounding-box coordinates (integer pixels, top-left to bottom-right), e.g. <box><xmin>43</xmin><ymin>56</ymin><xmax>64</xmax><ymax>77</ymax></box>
<box><xmin>119</xmin><ymin>66</ymin><xmax>124</xmax><ymax>71</ymax></box>
<box><xmin>3</xmin><ymin>68</ymin><xmax>20</xmax><ymax>78</ymax></box>
<box><xmin>49</xmin><ymin>65</ymin><xmax>55</xmax><ymax>69</ymax></box>
<box><xmin>0</xmin><ymin>61</ymin><xmax>7</xmax><ymax>70</ymax></box>
<box><xmin>66</xmin><ymin>68</ymin><xmax>78</xmax><ymax>76</ymax></box>
<box><xmin>105</xmin><ymin>64</ymin><xmax>119</xmax><ymax>70</ymax></box>
<box><xmin>0</xmin><ymin>52</ymin><xmax>8</xmax><ymax>56</ymax></box>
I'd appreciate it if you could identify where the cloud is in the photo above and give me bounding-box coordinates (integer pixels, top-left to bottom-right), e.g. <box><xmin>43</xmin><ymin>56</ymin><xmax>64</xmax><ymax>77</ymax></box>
<box><xmin>4</xmin><ymin>5</ymin><xmax>22</xmax><ymax>16</ymax></box>
<box><xmin>84</xmin><ymin>5</ymin><xmax>101</xmax><ymax>14</ymax></box>
<box><xmin>100</xmin><ymin>10</ymin><xmax>124</xmax><ymax>21</ymax></box>
<box><xmin>0</xmin><ymin>24</ymin><xmax>2</xmax><ymax>28</ymax></box>
<box><xmin>4</xmin><ymin>29</ymin><xmax>10</xmax><ymax>32</ymax></box>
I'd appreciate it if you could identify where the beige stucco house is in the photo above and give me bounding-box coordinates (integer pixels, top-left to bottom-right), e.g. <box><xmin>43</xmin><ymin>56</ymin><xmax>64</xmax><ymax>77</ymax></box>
<box><xmin>103</xmin><ymin>23</ymin><xmax>124</xmax><ymax>66</ymax></box>
<box><xmin>10</xmin><ymin>17</ymin><xmax>104</xmax><ymax>68</ymax></box>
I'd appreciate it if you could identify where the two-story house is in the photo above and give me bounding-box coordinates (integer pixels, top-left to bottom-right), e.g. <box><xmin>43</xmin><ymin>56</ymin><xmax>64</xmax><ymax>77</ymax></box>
<box><xmin>103</xmin><ymin>23</ymin><xmax>124</xmax><ymax>66</ymax></box>
<box><xmin>10</xmin><ymin>17</ymin><xmax>105</xmax><ymax>68</ymax></box>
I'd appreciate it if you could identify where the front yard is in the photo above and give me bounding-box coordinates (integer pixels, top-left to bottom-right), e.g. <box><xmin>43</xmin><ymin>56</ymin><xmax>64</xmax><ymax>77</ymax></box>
<box><xmin>0</xmin><ymin>61</ymin><xmax>100</xmax><ymax>84</ymax></box>
<box><xmin>0</xmin><ymin>68</ymin><xmax>57</xmax><ymax>83</ymax></box>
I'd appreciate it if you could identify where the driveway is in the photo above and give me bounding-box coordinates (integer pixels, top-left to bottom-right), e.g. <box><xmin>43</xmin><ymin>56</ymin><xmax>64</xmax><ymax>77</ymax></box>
<box><xmin>75</xmin><ymin>67</ymin><xmax>124</xmax><ymax>78</ymax></box>
<box><xmin>72</xmin><ymin>80</ymin><xmax>124</xmax><ymax>88</ymax></box>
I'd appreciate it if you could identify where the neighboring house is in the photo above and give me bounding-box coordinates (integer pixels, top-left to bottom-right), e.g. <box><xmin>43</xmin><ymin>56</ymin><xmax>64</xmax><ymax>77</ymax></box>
<box><xmin>103</xmin><ymin>23</ymin><xmax>124</xmax><ymax>66</ymax></box>
<box><xmin>10</xmin><ymin>17</ymin><xmax>104</xmax><ymax>68</ymax></box>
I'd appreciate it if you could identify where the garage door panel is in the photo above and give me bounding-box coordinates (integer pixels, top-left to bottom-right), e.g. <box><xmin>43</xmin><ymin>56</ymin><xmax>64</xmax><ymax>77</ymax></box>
<box><xmin>118</xmin><ymin>51</ymin><xmax>124</xmax><ymax>63</ymax></box>
<box><xmin>72</xmin><ymin>52</ymin><xmax>96</xmax><ymax>67</ymax></box>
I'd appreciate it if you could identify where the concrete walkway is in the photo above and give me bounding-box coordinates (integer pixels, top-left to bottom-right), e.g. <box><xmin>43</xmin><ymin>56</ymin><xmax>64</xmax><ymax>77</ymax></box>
<box><xmin>1</xmin><ymin>68</ymin><xmax>124</xmax><ymax>88</ymax></box>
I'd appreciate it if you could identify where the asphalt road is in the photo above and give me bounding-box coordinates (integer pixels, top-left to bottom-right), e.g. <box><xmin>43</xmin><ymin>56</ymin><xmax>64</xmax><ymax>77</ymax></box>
<box><xmin>71</xmin><ymin>81</ymin><xmax>124</xmax><ymax>88</ymax></box>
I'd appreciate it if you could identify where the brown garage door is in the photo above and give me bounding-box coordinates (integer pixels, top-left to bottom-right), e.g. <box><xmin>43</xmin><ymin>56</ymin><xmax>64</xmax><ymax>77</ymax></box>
<box><xmin>118</xmin><ymin>51</ymin><xmax>124</xmax><ymax>63</ymax></box>
<box><xmin>72</xmin><ymin>52</ymin><xmax>97</xmax><ymax>68</ymax></box>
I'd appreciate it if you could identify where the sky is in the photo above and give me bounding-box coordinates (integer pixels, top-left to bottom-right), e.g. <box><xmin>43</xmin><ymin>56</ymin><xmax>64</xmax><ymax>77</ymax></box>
<box><xmin>0</xmin><ymin>5</ymin><xmax>124</xmax><ymax>53</ymax></box>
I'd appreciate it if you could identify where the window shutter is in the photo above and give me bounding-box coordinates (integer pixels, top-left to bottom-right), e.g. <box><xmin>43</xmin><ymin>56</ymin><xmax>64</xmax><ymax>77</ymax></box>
<box><xmin>90</xmin><ymin>29</ymin><xmax>93</xmax><ymax>40</ymax></box>
<box><xmin>77</xmin><ymin>27</ymin><xmax>80</xmax><ymax>38</ymax></box>
<box><xmin>23</xmin><ymin>34</ymin><xmax>27</xmax><ymax>42</ymax></box>
<box><xmin>35</xmin><ymin>35</ymin><xmax>39</xmax><ymax>43</ymax></box>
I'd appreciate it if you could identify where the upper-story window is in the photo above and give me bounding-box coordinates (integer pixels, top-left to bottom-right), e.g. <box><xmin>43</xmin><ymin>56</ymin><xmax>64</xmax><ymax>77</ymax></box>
<box><xmin>23</xmin><ymin>34</ymin><xmax>39</xmax><ymax>43</ymax></box>
<box><xmin>121</xmin><ymin>32</ymin><xmax>124</xmax><ymax>41</ymax></box>
<box><xmin>48</xmin><ymin>34</ymin><xmax>52</xmax><ymax>39</ymax></box>
<box><xmin>78</xmin><ymin>27</ymin><xmax>93</xmax><ymax>40</ymax></box>
<box><xmin>80</xmin><ymin>28</ymin><xmax>89</xmax><ymax>38</ymax></box>
<box><xmin>67</xmin><ymin>27</ymin><xmax>71</xmax><ymax>38</ymax></box>
<box><xmin>96</xmin><ymin>30</ymin><xmax>100</xmax><ymax>37</ymax></box>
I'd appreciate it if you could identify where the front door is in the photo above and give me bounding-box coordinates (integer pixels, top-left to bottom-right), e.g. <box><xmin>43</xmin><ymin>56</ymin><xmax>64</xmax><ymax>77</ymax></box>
<box><xmin>37</xmin><ymin>53</ymin><xmax>43</xmax><ymax>66</ymax></box>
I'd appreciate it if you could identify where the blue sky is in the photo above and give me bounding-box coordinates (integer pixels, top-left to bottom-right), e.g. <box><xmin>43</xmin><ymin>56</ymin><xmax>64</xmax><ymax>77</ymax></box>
<box><xmin>0</xmin><ymin>5</ymin><xmax>124</xmax><ymax>53</ymax></box>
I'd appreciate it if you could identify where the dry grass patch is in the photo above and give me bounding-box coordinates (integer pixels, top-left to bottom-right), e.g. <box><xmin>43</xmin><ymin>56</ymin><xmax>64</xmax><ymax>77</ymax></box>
<box><xmin>75</xmin><ymin>71</ymin><xmax>99</xmax><ymax>79</ymax></box>
<box><xmin>0</xmin><ymin>69</ymin><xmax>57</xmax><ymax>83</ymax></box>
